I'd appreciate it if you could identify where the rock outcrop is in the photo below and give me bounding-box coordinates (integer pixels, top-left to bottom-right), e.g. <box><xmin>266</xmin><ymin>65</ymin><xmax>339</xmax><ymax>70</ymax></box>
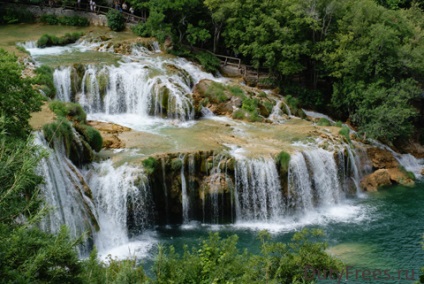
<box><xmin>87</xmin><ymin>121</ymin><xmax>130</xmax><ymax>149</ymax></box>
<box><xmin>360</xmin><ymin>147</ymin><xmax>415</xmax><ymax>191</ymax></box>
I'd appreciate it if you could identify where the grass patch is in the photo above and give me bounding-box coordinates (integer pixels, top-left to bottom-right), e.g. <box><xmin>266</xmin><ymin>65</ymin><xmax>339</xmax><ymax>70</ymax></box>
<box><xmin>317</xmin><ymin>118</ymin><xmax>332</xmax><ymax>126</ymax></box>
<box><xmin>335</xmin><ymin>121</ymin><xmax>343</xmax><ymax>127</ymax></box>
<box><xmin>339</xmin><ymin>126</ymin><xmax>351</xmax><ymax>143</ymax></box>
<box><xmin>232</xmin><ymin>109</ymin><xmax>246</xmax><ymax>120</ymax></box>
<box><xmin>205</xmin><ymin>82</ymin><xmax>228</xmax><ymax>103</ymax></box>
<box><xmin>228</xmin><ymin>86</ymin><xmax>245</xmax><ymax>98</ymax></box>
<box><xmin>49</xmin><ymin>101</ymin><xmax>87</xmax><ymax>123</ymax></box>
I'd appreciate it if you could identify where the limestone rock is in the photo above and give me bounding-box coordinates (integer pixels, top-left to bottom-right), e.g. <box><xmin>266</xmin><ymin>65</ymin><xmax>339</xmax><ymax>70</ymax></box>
<box><xmin>367</xmin><ymin>148</ymin><xmax>398</xmax><ymax>169</ymax></box>
<box><xmin>386</xmin><ymin>168</ymin><xmax>415</xmax><ymax>187</ymax></box>
<box><xmin>360</xmin><ymin>169</ymin><xmax>392</xmax><ymax>192</ymax></box>
<box><xmin>421</xmin><ymin>168</ymin><xmax>424</xmax><ymax>175</ymax></box>
<box><xmin>87</xmin><ymin>121</ymin><xmax>130</xmax><ymax>149</ymax></box>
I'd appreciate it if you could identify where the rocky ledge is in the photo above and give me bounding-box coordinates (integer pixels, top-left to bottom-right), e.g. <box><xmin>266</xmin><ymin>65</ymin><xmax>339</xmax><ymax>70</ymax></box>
<box><xmin>360</xmin><ymin>148</ymin><xmax>416</xmax><ymax>191</ymax></box>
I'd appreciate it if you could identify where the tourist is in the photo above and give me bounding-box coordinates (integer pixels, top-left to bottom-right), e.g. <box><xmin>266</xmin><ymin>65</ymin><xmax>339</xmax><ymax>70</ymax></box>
<box><xmin>129</xmin><ymin>6</ymin><xmax>134</xmax><ymax>14</ymax></box>
<box><xmin>122</xmin><ymin>2</ymin><xmax>128</xmax><ymax>11</ymax></box>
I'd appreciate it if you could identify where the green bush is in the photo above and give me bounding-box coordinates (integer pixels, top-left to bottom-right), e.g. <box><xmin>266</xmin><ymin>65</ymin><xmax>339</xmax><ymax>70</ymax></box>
<box><xmin>142</xmin><ymin>157</ymin><xmax>158</xmax><ymax>175</ymax></box>
<box><xmin>49</xmin><ymin>101</ymin><xmax>87</xmax><ymax>123</ymax></box>
<box><xmin>32</xmin><ymin>65</ymin><xmax>56</xmax><ymax>99</ymax></box>
<box><xmin>232</xmin><ymin>109</ymin><xmax>245</xmax><ymax>119</ymax></box>
<box><xmin>171</xmin><ymin>158</ymin><xmax>183</xmax><ymax>171</ymax></box>
<box><xmin>242</xmin><ymin>98</ymin><xmax>259</xmax><ymax>113</ymax></box>
<box><xmin>37</xmin><ymin>33</ymin><xmax>84</xmax><ymax>48</ymax></box>
<box><xmin>335</xmin><ymin>121</ymin><xmax>343</xmax><ymax>127</ymax></box>
<box><xmin>317</xmin><ymin>117</ymin><xmax>332</xmax><ymax>126</ymax></box>
<box><xmin>106</xmin><ymin>10</ymin><xmax>125</xmax><ymax>32</ymax></box>
<box><xmin>40</xmin><ymin>14</ymin><xmax>59</xmax><ymax>25</ymax></box>
<box><xmin>276</xmin><ymin>151</ymin><xmax>291</xmax><ymax>173</ymax></box>
<box><xmin>43</xmin><ymin>117</ymin><xmax>74</xmax><ymax>154</ymax></box>
<box><xmin>75</xmin><ymin>124</ymin><xmax>103</xmax><ymax>152</ymax></box>
<box><xmin>228</xmin><ymin>85</ymin><xmax>245</xmax><ymax>98</ymax></box>
<box><xmin>194</xmin><ymin>51</ymin><xmax>221</xmax><ymax>74</ymax></box>
<box><xmin>0</xmin><ymin>8</ymin><xmax>35</xmax><ymax>24</ymax></box>
<box><xmin>205</xmin><ymin>82</ymin><xmax>227</xmax><ymax>103</ymax></box>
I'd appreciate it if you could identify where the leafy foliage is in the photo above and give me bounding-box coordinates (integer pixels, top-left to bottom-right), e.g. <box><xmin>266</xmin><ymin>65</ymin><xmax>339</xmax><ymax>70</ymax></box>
<box><xmin>107</xmin><ymin>10</ymin><xmax>126</xmax><ymax>32</ymax></box>
<box><xmin>276</xmin><ymin>151</ymin><xmax>291</xmax><ymax>174</ymax></box>
<box><xmin>37</xmin><ymin>32</ymin><xmax>84</xmax><ymax>48</ymax></box>
<box><xmin>32</xmin><ymin>65</ymin><xmax>56</xmax><ymax>99</ymax></box>
<box><xmin>153</xmin><ymin>229</ymin><xmax>343</xmax><ymax>283</ymax></box>
<box><xmin>0</xmin><ymin>49</ymin><xmax>43</xmax><ymax>139</ymax></box>
<box><xmin>40</xmin><ymin>14</ymin><xmax>89</xmax><ymax>26</ymax></box>
<box><xmin>142</xmin><ymin>157</ymin><xmax>158</xmax><ymax>175</ymax></box>
<box><xmin>49</xmin><ymin>100</ymin><xmax>87</xmax><ymax>123</ymax></box>
<box><xmin>0</xmin><ymin>7</ymin><xmax>35</xmax><ymax>24</ymax></box>
<box><xmin>75</xmin><ymin>124</ymin><xmax>103</xmax><ymax>152</ymax></box>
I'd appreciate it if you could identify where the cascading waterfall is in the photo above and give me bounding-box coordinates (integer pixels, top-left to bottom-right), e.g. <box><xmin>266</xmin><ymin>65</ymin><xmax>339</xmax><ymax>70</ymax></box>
<box><xmin>180</xmin><ymin>154</ymin><xmax>190</xmax><ymax>223</ymax></box>
<box><xmin>287</xmin><ymin>148</ymin><xmax>346</xmax><ymax>215</ymax></box>
<box><xmin>34</xmin><ymin>132</ymin><xmax>97</xmax><ymax>256</ymax></box>
<box><xmin>85</xmin><ymin>160</ymin><xmax>152</xmax><ymax>254</ymax></box>
<box><xmin>287</xmin><ymin>152</ymin><xmax>314</xmax><ymax>213</ymax></box>
<box><xmin>53</xmin><ymin>66</ymin><xmax>72</xmax><ymax>102</ymax></box>
<box><xmin>234</xmin><ymin>158</ymin><xmax>284</xmax><ymax>222</ymax></box>
<box><xmin>51</xmin><ymin>53</ymin><xmax>223</xmax><ymax>120</ymax></box>
<box><xmin>302</xmin><ymin>149</ymin><xmax>343</xmax><ymax>205</ymax></box>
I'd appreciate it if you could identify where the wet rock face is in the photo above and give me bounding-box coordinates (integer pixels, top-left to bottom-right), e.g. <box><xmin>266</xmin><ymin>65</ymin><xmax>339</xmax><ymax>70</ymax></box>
<box><xmin>360</xmin><ymin>169</ymin><xmax>392</xmax><ymax>192</ymax></box>
<box><xmin>367</xmin><ymin>148</ymin><xmax>398</xmax><ymax>169</ymax></box>
<box><xmin>360</xmin><ymin>147</ymin><xmax>415</xmax><ymax>191</ymax></box>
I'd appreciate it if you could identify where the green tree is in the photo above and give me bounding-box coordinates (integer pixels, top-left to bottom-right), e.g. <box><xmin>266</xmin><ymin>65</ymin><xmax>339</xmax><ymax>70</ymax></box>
<box><xmin>0</xmin><ymin>49</ymin><xmax>43</xmax><ymax>139</ymax></box>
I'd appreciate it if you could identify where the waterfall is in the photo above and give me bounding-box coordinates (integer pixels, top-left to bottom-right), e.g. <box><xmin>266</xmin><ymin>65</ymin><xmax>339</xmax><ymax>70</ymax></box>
<box><xmin>269</xmin><ymin>100</ymin><xmax>286</xmax><ymax>123</ymax></box>
<box><xmin>287</xmin><ymin>152</ymin><xmax>314</xmax><ymax>213</ymax></box>
<box><xmin>234</xmin><ymin>158</ymin><xmax>284</xmax><ymax>222</ymax></box>
<box><xmin>397</xmin><ymin>154</ymin><xmax>423</xmax><ymax>178</ymax></box>
<box><xmin>302</xmin><ymin>149</ymin><xmax>343</xmax><ymax>205</ymax></box>
<box><xmin>34</xmin><ymin>133</ymin><xmax>97</xmax><ymax>256</ymax></box>
<box><xmin>161</xmin><ymin>159</ymin><xmax>170</xmax><ymax>224</ymax></box>
<box><xmin>180</xmin><ymin>154</ymin><xmax>190</xmax><ymax>223</ymax></box>
<box><xmin>53</xmin><ymin>67</ymin><xmax>72</xmax><ymax>102</ymax></box>
<box><xmin>85</xmin><ymin>160</ymin><xmax>152</xmax><ymax>254</ymax></box>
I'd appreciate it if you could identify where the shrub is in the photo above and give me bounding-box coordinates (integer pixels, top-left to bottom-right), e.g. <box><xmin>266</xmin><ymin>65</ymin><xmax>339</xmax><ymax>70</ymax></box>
<box><xmin>142</xmin><ymin>157</ymin><xmax>158</xmax><ymax>175</ymax></box>
<box><xmin>276</xmin><ymin>151</ymin><xmax>291</xmax><ymax>173</ymax></box>
<box><xmin>37</xmin><ymin>33</ymin><xmax>84</xmax><ymax>48</ymax></box>
<box><xmin>40</xmin><ymin>14</ymin><xmax>89</xmax><ymax>26</ymax></box>
<box><xmin>242</xmin><ymin>98</ymin><xmax>259</xmax><ymax>113</ymax></box>
<box><xmin>317</xmin><ymin>117</ymin><xmax>332</xmax><ymax>126</ymax></box>
<box><xmin>171</xmin><ymin>158</ymin><xmax>183</xmax><ymax>171</ymax></box>
<box><xmin>49</xmin><ymin>101</ymin><xmax>87</xmax><ymax>123</ymax></box>
<box><xmin>106</xmin><ymin>10</ymin><xmax>125</xmax><ymax>32</ymax></box>
<box><xmin>32</xmin><ymin>65</ymin><xmax>56</xmax><ymax>99</ymax></box>
<box><xmin>75</xmin><ymin>124</ymin><xmax>103</xmax><ymax>152</ymax></box>
<box><xmin>335</xmin><ymin>121</ymin><xmax>343</xmax><ymax>127</ymax></box>
<box><xmin>40</xmin><ymin>14</ymin><xmax>59</xmax><ymax>25</ymax></box>
<box><xmin>228</xmin><ymin>86</ymin><xmax>245</xmax><ymax>98</ymax></box>
<box><xmin>0</xmin><ymin>8</ymin><xmax>35</xmax><ymax>24</ymax></box>
<box><xmin>205</xmin><ymin>82</ymin><xmax>227</xmax><ymax>103</ymax></box>
<box><xmin>232</xmin><ymin>109</ymin><xmax>246</xmax><ymax>120</ymax></box>
<box><xmin>43</xmin><ymin>118</ymin><xmax>74</xmax><ymax>155</ymax></box>
<box><xmin>194</xmin><ymin>51</ymin><xmax>221</xmax><ymax>74</ymax></box>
